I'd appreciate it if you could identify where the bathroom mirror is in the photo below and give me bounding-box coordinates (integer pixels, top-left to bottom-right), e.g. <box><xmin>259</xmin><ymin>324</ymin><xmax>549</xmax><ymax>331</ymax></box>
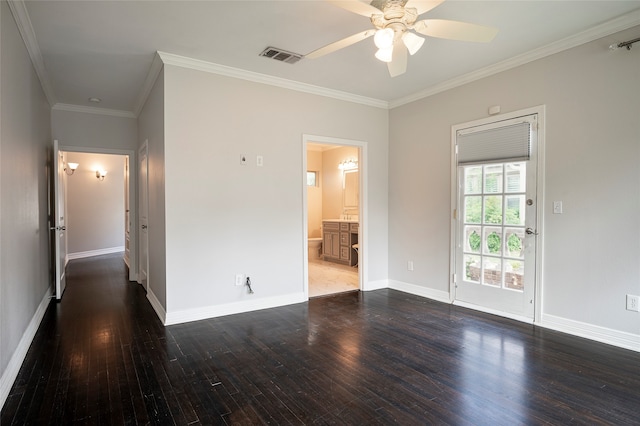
<box><xmin>343</xmin><ymin>169</ymin><xmax>359</xmax><ymax>210</ymax></box>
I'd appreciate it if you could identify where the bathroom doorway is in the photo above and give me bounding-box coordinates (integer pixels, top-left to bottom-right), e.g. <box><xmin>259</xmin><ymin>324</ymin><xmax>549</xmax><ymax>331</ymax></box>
<box><xmin>303</xmin><ymin>135</ymin><xmax>364</xmax><ymax>298</ymax></box>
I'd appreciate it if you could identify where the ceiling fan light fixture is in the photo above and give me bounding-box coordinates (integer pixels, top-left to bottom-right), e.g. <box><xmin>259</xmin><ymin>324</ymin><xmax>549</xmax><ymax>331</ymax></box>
<box><xmin>402</xmin><ymin>32</ymin><xmax>425</xmax><ymax>55</ymax></box>
<box><xmin>373</xmin><ymin>28</ymin><xmax>395</xmax><ymax>49</ymax></box>
<box><xmin>375</xmin><ymin>46</ymin><xmax>394</xmax><ymax>63</ymax></box>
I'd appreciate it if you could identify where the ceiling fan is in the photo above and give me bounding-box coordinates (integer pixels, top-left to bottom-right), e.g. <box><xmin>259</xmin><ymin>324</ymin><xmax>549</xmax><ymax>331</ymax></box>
<box><xmin>306</xmin><ymin>0</ymin><xmax>498</xmax><ymax>77</ymax></box>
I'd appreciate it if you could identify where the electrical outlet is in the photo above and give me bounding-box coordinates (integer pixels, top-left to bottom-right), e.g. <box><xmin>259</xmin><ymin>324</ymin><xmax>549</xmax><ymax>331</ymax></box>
<box><xmin>407</xmin><ymin>261</ymin><xmax>414</xmax><ymax>271</ymax></box>
<box><xmin>553</xmin><ymin>201</ymin><xmax>563</xmax><ymax>214</ymax></box>
<box><xmin>256</xmin><ymin>155</ymin><xmax>263</xmax><ymax>167</ymax></box>
<box><xmin>235</xmin><ymin>274</ymin><xmax>244</xmax><ymax>286</ymax></box>
<box><xmin>626</xmin><ymin>294</ymin><xmax>639</xmax><ymax>312</ymax></box>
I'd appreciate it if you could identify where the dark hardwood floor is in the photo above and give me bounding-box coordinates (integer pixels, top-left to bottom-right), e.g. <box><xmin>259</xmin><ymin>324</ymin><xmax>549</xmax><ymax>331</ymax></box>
<box><xmin>2</xmin><ymin>253</ymin><xmax>639</xmax><ymax>425</ymax></box>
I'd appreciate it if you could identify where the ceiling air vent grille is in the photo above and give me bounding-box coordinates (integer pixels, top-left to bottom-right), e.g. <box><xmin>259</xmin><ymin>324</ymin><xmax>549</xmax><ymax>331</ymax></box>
<box><xmin>259</xmin><ymin>47</ymin><xmax>303</xmax><ymax>64</ymax></box>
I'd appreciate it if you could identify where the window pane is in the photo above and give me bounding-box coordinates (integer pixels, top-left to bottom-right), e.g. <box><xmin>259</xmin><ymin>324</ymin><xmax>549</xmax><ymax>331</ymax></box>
<box><xmin>464</xmin><ymin>196</ymin><xmax>482</xmax><ymax>224</ymax></box>
<box><xmin>505</xmin><ymin>260</ymin><xmax>524</xmax><ymax>291</ymax></box>
<box><xmin>464</xmin><ymin>166</ymin><xmax>482</xmax><ymax>194</ymax></box>
<box><xmin>483</xmin><ymin>195</ymin><xmax>502</xmax><ymax>224</ymax></box>
<box><xmin>483</xmin><ymin>257</ymin><xmax>502</xmax><ymax>287</ymax></box>
<box><xmin>505</xmin><ymin>162</ymin><xmax>526</xmax><ymax>193</ymax></box>
<box><xmin>483</xmin><ymin>226</ymin><xmax>502</xmax><ymax>256</ymax></box>
<box><xmin>464</xmin><ymin>226</ymin><xmax>481</xmax><ymax>253</ymax></box>
<box><xmin>484</xmin><ymin>164</ymin><xmax>503</xmax><ymax>193</ymax></box>
<box><xmin>464</xmin><ymin>254</ymin><xmax>481</xmax><ymax>283</ymax></box>
<box><xmin>504</xmin><ymin>228</ymin><xmax>524</xmax><ymax>258</ymax></box>
<box><xmin>505</xmin><ymin>195</ymin><xmax>525</xmax><ymax>226</ymax></box>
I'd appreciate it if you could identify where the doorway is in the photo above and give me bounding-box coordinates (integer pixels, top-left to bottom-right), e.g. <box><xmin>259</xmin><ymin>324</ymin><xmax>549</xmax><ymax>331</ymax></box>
<box><xmin>58</xmin><ymin>145</ymin><xmax>136</xmax><ymax>282</ymax></box>
<box><xmin>303</xmin><ymin>135</ymin><xmax>365</xmax><ymax>298</ymax></box>
<box><xmin>451</xmin><ymin>107</ymin><xmax>544</xmax><ymax>321</ymax></box>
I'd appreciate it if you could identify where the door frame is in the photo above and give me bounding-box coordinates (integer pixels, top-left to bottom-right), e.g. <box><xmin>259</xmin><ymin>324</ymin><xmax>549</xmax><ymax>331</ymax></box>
<box><xmin>138</xmin><ymin>141</ymin><xmax>149</xmax><ymax>292</ymax></box>
<box><xmin>449</xmin><ymin>105</ymin><xmax>546</xmax><ymax>324</ymax></box>
<box><xmin>60</xmin><ymin>144</ymin><xmax>137</xmax><ymax>281</ymax></box>
<box><xmin>302</xmin><ymin>134</ymin><xmax>368</xmax><ymax>299</ymax></box>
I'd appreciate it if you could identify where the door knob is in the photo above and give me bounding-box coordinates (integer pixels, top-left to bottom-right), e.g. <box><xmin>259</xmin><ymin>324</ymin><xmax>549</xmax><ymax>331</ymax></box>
<box><xmin>141</xmin><ymin>225</ymin><xmax>148</xmax><ymax>229</ymax></box>
<box><xmin>525</xmin><ymin>227</ymin><xmax>538</xmax><ymax>235</ymax></box>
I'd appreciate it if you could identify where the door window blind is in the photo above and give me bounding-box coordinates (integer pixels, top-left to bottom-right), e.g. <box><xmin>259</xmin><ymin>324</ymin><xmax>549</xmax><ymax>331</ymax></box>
<box><xmin>457</xmin><ymin>120</ymin><xmax>531</xmax><ymax>165</ymax></box>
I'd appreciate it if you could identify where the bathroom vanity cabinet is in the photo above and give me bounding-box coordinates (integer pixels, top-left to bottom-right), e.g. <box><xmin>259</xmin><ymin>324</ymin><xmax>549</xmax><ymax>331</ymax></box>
<box><xmin>322</xmin><ymin>221</ymin><xmax>359</xmax><ymax>266</ymax></box>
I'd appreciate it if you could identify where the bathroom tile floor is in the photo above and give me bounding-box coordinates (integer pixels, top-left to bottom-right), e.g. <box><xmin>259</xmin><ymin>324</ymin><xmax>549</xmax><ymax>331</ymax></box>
<box><xmin>308</xmin><ymin>258</ymin><xmax>359</xmax><ymax>298</ymax></box>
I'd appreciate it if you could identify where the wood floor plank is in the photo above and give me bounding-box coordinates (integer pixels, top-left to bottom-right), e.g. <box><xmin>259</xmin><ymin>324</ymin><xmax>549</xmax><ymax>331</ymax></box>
<box><xmin>2</xmin><ymin>253</ymin><xmax>639</xmax><ymax>425</ymax></box>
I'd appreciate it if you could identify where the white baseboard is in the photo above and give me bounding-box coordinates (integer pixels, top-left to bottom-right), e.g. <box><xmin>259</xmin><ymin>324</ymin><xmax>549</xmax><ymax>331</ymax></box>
<box><xmin>389</xmin><ymin>279</ymin><xmax>451</xmax><ymax>304</ymax></box>
<box><xmin>363</xmin><ymin>279</ymin><xmax>389</xmax><ymax>291</ymax></box>
<box><xmin>453</xmin><ymin>300</ymin><xmax>534</xmax><ymax>324</ymax></box>
<box><xmin>164</xmin><ymin>293</ymin><xmax>307</xmax><ymax>326</ymax></box>
<box><xmin>147</xmin><ymin>288</ymin><xmax>167</xmax><ymax>325</ymax></box>
<box><xmin>0</xmin><ymin>287</ymin><xmax>52</xmax><ymax>410</ymax></box>
<box><xmin>539</xmin><ymin>313</ymin><xmax>640</xmax><ymax>353</ymax></box>
<box><xmin>67</xmin><ymin>246</ymin><xmax>124</xmax><ymax>260</ymax></box>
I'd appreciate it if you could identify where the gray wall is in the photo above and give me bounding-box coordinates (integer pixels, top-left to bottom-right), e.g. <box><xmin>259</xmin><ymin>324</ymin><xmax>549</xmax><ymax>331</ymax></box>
<box><xmin>161</xmin><ymin>63</ymin><xmax>388</xmax><ymax>317</ymax></box>
<box><xmin>52</xmin><ymin>108</ymin><xmax>137</xmax><ymax>152</ymax></box>
<box><xmin>0</xmin><ymin>0</ymin><xmax>52</xmax><ymax>398</ymax></box>
<box><xmin>389</xmin><ymin>25</ymin><xmax>640</xmax><ymax>338</ymax></box>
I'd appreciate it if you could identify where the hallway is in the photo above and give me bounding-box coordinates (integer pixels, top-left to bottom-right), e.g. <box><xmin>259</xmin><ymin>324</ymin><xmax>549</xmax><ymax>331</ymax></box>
<box><xmin>2</xmin><ymin>254</ymin><xmax>639</xmax><ymax>424</ymax></box>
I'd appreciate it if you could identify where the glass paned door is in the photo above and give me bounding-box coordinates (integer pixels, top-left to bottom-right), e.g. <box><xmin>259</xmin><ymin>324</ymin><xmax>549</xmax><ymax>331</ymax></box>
<box><xmin>455</xmin><ymin>161</ymin><xmax>536</xmax><ymax>318</ymax></box>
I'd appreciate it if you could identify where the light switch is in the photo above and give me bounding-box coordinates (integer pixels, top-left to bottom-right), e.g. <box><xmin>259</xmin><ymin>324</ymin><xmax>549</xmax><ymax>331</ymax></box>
<box><xmin>553</xmin><ymin>201</ymin><xmax>563</xmax><ymax>214</ymax></box>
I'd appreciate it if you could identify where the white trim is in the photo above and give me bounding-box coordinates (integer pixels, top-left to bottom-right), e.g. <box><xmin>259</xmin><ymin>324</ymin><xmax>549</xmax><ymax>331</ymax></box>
<box><xmin>454</xmin><ymin>300</ymin><xmax>534</xmax><ymax>324</ymax></box>
<box><xmin>363</xmin><ymin>279</ymin><xmax>389</xmax><ymax>292</ymax></box>
<box><xmin>389</xmin><ymin>280</ymin><xmax>451</xmax><ymax>304</ymax></box>
<box><xmin>389</xmin><ymin>10</ymin><xmax>640</xmax><ymax>109</ymax></box>
<box><xmin>52</xmin><ymin>103</ymin><xmax>136</xmax><ymax>119</ymax></box>
<box><xmin>164</xmin><ymin>293</ymin><xmax>307</xmax><ymax>326</ymax></box>
<box><xmin>540</xmin><ymin>313</ymin><xmax>640</xmax><ymax>353</ymax></box>
<box><xmin>133</xmin><ymin>52</ymin><xmax>164</xmax><ymax>117</ymax></box>
<box><xmin>0</xmin><ymin>287</ymin><xmax>52</xmax><ymax>410</ymax></box>
<box><xmin>158</xmin><ymin>51</ymin><xmax>388</xmax><ymax>110</ymax></box>
<box><xmin>147</xmin><ymin>288</ymin><xmax>166</xmax><ymax>325</ymax></box>
<box><xmin>67</xmin><ymin>246</ymin><xmax>125</xmax><ymax>260</ymax></box>
<box><xmin>7</xmin><ymin>0</ymin><xmax>56</xmax><ymax>106</ymax></box>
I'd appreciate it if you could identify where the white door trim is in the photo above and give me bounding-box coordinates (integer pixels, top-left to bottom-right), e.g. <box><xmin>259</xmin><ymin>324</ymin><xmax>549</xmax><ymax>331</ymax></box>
<box><xmin>449</xmin><ymin>105</ymin><xmax>546</xmax><ymax>324</ymax></box>
<box><xmin>302</xmin><ymin>134</ymin><xmax>369</xmax><ymax>299</ymax></box>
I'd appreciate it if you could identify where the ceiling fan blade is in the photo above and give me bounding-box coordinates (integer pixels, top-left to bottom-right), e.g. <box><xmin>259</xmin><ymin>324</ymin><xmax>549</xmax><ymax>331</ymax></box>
<box><xmin>387</xmin><ymin>40</ymin><xmax>407</xmax><ymax>77</ymax></box>
<box><xmin>414</xmin><ymin>19</ymin><xmax>498</xmax><ymax>42</ymax></box>
<box><xmin>405</xmin><ymin>0</ymin><xmax>445</xmax><ymax>16</ymax></box>
<box><xmin>306</xmin><ymin>29</ymin><xmax>376</xmax><ymax>59</ymax></box>
<box><xmin>326</xmin><ymin>0</ymin><xmax>381</xmax><ymax>17</ymax></box>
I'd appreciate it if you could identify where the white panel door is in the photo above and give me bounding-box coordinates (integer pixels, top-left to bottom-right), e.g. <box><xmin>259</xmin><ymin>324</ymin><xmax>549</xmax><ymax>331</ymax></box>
<box><xmin>138</xmin><ymin>144</ymin><xmax>149</xmax><ymax>291</ymax></box>
<box><xmin>453</xmin><ymin>115</ymin><xmax>539</xmax><ymax>319</ymax></box>
<box><xmin>52</xmin><ymin>140</ymin><xmax>67</xmax><ymax>300</ymax></box>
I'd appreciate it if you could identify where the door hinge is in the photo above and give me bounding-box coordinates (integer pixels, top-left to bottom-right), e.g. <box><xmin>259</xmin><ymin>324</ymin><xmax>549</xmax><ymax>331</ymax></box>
<box><xmin>453</xmin><ymin>209</ymin><xmax>457</xmax><ymax>220</ymax></box>
<box><xmin>452</xmin><ymin>273</ymin><xmax>457</xmax><ymax>283</ymax></box>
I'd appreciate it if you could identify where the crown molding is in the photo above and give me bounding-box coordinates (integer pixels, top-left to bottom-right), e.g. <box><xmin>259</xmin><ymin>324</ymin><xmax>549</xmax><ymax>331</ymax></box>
<box><xmin>389</xmin><ymin>9</ymin><xmax>640</xmax><ymax>109</ymax></box>
<box><xmin>52</xmin><ymin>103</ymin><xmax>136</xmax><ymax>119</ymax></box>
<box><xmin>156</xmin><ymin>51</ymin><xmax>389</xmax><ymax>110</ymax></box>
<box><xmin>133</xmin><ymin>52</ymin><xmax>164</xmax><ymax>117</ymax></box>
<box><xmin>7</xmin><ymin>0</ymin><xmax>56</xmax><ymax>106</ymax></box>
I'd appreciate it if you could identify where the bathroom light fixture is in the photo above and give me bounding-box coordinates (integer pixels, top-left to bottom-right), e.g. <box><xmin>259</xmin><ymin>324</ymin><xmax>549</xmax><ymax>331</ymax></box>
<box><xmin>96</xmin><ymin>170</ymin><xmax>107</xmax><ymax>181</ymax></box>
<box><xmin>338</xmin><ymin>159</ymin><xmax>358</xmax><ymax>170</ymax></box>
<box><xmin>64</xmin><ymin>162</ymin><xmax>79</xmax><ymax>175</ymax></box>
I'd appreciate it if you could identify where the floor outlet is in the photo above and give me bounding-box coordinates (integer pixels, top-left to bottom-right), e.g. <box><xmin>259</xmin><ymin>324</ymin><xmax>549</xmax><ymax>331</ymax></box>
<box><xmin>235</xmin><ymin>274</ymin><xmax>244</xmax><ymax>286</ymax></box>
<box><xmin>626</xmin><ymin>294</ymin><xmax>639</xmax><ymax>312</ymax></box>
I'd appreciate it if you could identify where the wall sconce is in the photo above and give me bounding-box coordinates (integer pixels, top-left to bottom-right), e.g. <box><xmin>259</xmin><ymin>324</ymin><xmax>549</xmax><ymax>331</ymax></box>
<box><xmin>338</xmin><ymin>159</ymin><xmax>358</xmax><ymax>170</ymax></box>
<box><xmin>64</xmin><ymin>162</ymin><xmax>79</xmax><ymax>175</ymax></box>
<box><xmin>96</xmin><ymin>170</ymin><xmax>107</xmax><ymax>181</ymax></box>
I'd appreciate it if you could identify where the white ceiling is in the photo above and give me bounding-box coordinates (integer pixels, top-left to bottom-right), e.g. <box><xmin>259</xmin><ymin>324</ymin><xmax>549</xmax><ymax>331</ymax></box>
<box><xmin>17</xmin><ymin>1</ymin><xmax>640</xmax><ymax>114</ymax></box>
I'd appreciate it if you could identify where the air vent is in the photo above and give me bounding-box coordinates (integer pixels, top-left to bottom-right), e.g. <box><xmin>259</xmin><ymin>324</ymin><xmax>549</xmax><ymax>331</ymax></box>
<box><xmin>259</xmin><ymin>47</ymin><xmax>303</xmax><ymax>64</ymax></box>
